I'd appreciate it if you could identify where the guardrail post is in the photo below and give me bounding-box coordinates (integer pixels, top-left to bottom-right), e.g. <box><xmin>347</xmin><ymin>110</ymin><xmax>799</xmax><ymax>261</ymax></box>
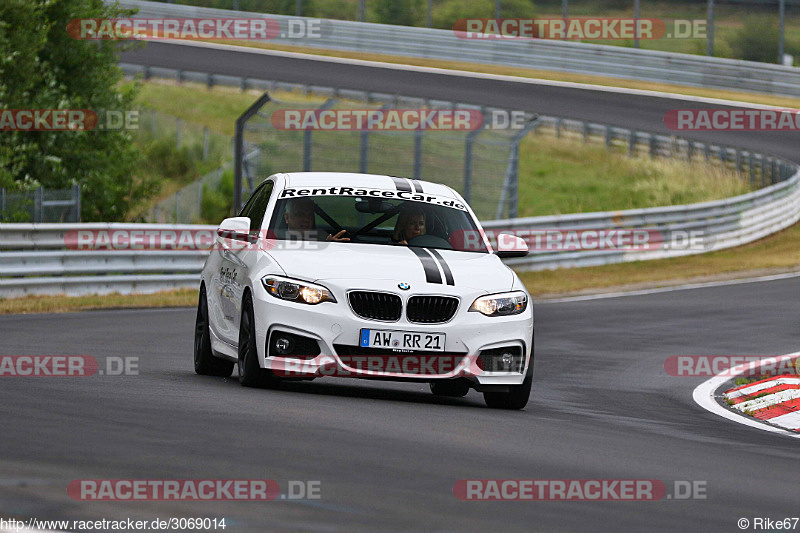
<box><xmin>770</xmin><ymin>158</ymin><xmax>777</xmax><ymax>184</ymax></box>
<box><xmin>629</xmin><ymin>130</ymin><xmax>636</xmax><ymax>156</ymax></box>
<box><xmin>582</xmin><ymin>122</ymin><xmax>588</xmax><ymax>143</ymax></box>
<box><xmin>704</xmin><ymin>143</ymin><xmax>710</xmax><ymax>161</ymax></box>
<box><xmin>240</xmin><ymin>77</ymin><xmax>248</xmax><ymax>92</ymax></box>
<box><xmin>207</xmin><ymin>73</ymin><xmax>215</xmax><ymax>89</ymax></box>
<box><xmin>556</xmin><ymin>118</ymin><xmax>562</xmax><ymax>138</ymax></box>
<box><xmin>649</xmin><ymin>134</ymin><xmax>656</xmax><ymax>158</ymax></box>
<box><xmin>735</xmin><ymin>149</ymin><xmax>742</xmax><ymax>174</ymax></box>
<box><xmin>177</xmin><ymin>69</ymin><xmax>183</xmax><ymax>84</ymax></box>
<box><xmin>687</xmin><ymin>141</ymin><xmax>695</xmax><ymax>162</ymax></box>
<box><xmin>359</xmin><ymin>129</ymin><xmax>370</xmax><ymax>174</ymax></box>
<box><xmin>749</xmin><ymin>153</ymin><xmax>755</xmax><ymax>185</ymax></box>
<box><xmin>605</xmin><ymin>125</ymin><xmax>612</xmax><ymax>147</ymax></box>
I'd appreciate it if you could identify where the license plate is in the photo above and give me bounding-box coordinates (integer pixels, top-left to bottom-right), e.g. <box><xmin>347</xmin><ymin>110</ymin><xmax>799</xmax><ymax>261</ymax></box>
<box><xmin>359</xmin><ymin>329</ymin><xmax>446</xmax><ymax>352</ymax></box>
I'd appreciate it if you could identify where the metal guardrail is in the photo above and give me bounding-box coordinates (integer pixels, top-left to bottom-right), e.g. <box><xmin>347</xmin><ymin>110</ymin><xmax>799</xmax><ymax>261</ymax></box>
<box><xmin>1</xmin><ymin>168</ymin><xmax>798</xmax><ymax>296</ymax></box>
<box><xmin>115</xmin><ymin>0</ymin><xmax>800</xmax><ymax>97</ymax></box>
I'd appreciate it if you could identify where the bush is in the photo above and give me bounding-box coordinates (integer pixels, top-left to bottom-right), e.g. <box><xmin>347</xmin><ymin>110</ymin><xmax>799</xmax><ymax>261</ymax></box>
<box><xmin>201</xmin><ymin>169</ymin><xmax>235</xmax><ymax>223</ymax></box>
<box><xmin>729</xmin><ymin>16</ymin><xmax>780</xmax><ymax>63</ymax></box>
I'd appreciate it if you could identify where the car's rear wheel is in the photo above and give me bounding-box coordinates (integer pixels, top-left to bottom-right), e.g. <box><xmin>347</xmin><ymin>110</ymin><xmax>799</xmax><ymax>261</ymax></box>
<box><xmin>238</xmin><ymin>292</ymin><xmax>280</xmax><ymax>388</ymax></box>
<box><xmin>194</xmin><ymin>285</ymin><xmax>234</xmax><ymax>377</ymax></box>
<box><xmin>430</xmin><ymin>380</ymin><xmax>470</xmax><ymax>397</ymax></box>
<box><xmin>483</xmin><ymin>354</ymin><xmax>533</xmax><ymax>410</ymax></box>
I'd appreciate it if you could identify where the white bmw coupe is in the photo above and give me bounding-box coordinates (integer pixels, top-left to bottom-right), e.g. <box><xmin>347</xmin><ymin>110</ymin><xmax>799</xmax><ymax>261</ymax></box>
<box><xmin>194</xmin><ymin>172</ymin><xmax>534</xmax><ymax>409</ymax></box>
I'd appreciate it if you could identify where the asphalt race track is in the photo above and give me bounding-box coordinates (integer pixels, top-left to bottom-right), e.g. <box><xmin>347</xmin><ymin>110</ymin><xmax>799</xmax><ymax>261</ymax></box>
<box><xmin>121</xmin><ymin>41</ymin><xmax>800</xmax><ymax>161</ymax></box>
<box><xmin>1</xmin><ymin>277</ymin><xmax>798</xmax><ymax>531</ymax></box>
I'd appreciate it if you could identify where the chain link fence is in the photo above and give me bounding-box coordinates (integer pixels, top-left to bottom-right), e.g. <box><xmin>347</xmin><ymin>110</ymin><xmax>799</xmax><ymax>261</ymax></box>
<box><xmin>235</xmin><ymin>87</ymin><xmax>537</xmax><ymax>220</ymax></box>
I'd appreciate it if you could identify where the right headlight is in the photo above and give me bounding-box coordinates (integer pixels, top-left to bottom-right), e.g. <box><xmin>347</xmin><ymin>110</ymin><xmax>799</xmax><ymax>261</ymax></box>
<box><xmin>469</xmin><ymin>291</ymin><xmax>527</xmax><ymax>317</ymax></box>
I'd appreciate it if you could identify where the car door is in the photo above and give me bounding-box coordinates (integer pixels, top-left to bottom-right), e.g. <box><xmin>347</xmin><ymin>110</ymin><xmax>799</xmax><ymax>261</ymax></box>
<box><xmin>225</xmin><ymin>180</ymin><xmax>274</xmax><ymax>345</ymax></box>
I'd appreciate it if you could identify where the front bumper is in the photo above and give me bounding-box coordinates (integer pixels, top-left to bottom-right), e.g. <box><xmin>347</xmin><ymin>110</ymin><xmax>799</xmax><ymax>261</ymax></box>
<box><xmin>251</xmin><ymin>277</ymin><xmax>534</xmax><ymax>386</ymax></box>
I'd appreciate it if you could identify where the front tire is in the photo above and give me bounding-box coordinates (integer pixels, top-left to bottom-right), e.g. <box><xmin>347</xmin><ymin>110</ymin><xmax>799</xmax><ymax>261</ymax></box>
<box><xmin>483</xmin><ymin>354</ymin><xmax>533</xmax><ymax>410</ymax></box>
<box><xmin>237</xmin><ymin>292</ymin><xmax>280</xmax><ymax>388</ymax></box>
<box><xmin>194</xmin><ymin>285</ymin><xmax>234</xmax><ymax>377</ymax></box>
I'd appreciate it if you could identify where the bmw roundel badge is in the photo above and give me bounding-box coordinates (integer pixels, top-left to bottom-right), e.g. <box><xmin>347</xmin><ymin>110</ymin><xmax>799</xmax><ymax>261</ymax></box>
<box><xmin>398</xmin><ymin>283</ymin><xmax>410</xmax><ymax>290</ymax></box>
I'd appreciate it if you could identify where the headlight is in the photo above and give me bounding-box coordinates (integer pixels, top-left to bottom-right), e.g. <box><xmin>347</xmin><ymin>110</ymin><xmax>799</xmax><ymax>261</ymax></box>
<box><xmin>262</xmin><ymin>276</ymin><xmax>336</xmax><ymax>305</ymax></box>
<box><xmin>469</xmin><ymin>291</ymin><xmax>527</xmax><ymax>316</ymax></box>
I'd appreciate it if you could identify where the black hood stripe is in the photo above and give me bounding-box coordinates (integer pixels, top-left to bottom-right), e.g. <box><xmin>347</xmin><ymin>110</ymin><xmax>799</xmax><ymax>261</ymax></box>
<box><xmin>427</xmin><ymin>248</ymin><xmax>455</xmax><ymax>286</ymax></box>
<box><xmin>391</xmin><ymin>177</ymin><xmax>412</xmax><ymax>192</ymax></box>
<box><xmin>410</xmin><ymin>247</ymin><xmax>442</xmax><ymax>284</ymax></box>
<box><xmin>411</xmin><ymin>179</ymin><xmax>424</xmax><ymax>193</ymax></box>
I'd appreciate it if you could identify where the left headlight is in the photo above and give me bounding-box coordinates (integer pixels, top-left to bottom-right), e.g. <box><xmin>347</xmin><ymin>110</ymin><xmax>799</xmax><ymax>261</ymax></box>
<box><xmin>262</xmin><ymin>276</ymin><xmax>337</xmax><ymax>305</ymax></box>
<box><xmin>469</xmin><ymin>291</ymin><xmax>527</xmax><ymax>317</ymax></box>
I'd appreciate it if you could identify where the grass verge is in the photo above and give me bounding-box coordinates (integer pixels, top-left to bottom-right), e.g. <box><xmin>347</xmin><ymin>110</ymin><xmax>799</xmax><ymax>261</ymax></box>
<box><xmin>0</xmin><ymin>289</ymin><xmax>198</xmax><ymax>315</ymax></box>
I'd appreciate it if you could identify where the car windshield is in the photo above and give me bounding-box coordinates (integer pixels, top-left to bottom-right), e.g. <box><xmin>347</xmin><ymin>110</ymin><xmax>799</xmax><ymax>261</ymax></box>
<box><xmin>267</xmin><ymin>195</ymin><xmax>489</xmax><ymax>253</ymax></box>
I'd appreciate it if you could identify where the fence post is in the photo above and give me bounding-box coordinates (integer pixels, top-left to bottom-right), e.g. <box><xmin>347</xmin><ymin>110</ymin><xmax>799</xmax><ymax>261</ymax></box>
<box><xmin>34</xmin><ymin>186</ymin><xmax>43</xmax><ymax>223</ymax></box>
<box><xmin>413</xmin><ymin>129</ymin><xmax>423</xmax><ymax>179</ymax></box>
<box><xmin>464</xmin><ymin>122</ymin><xmax>487</xmax><ymax>204</ymax></box>
<box><xmin>359</xmin><ymin>129</ymin><xmax>370</xmax><ymax>174</ymax></box>
<box><xmin>72</xmin><ymin>184</ymin><xmax>81</xmax><ymax>222</ymax></box>
<box><xmin>203</xmin><ymin>127</ymin><xmax>209</xmax><ymax>161</ymax></box>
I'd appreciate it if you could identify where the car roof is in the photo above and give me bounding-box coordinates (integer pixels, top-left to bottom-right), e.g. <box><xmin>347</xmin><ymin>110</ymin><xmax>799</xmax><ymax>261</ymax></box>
<box><xmin>279</xmin><ymin>172</ymin><xmax>459</xmax><ymax>200</ymax></box>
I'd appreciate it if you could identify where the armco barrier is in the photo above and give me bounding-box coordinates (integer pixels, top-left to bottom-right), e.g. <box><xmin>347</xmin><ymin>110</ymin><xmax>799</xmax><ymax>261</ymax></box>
<box><xmin>113</xmin><ymin>0</ymin><xmax>800</xmax><ymax>97</ymax></box>
<box><xmin>1</xmin><ymin>170</ymin><xmax>798</xmax><ymax>296</ymax></box>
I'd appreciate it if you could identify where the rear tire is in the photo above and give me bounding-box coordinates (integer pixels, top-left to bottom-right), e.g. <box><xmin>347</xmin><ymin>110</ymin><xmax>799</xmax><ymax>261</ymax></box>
<box><xmin>237</xmin><ymin>293</ymin><xmax>280</xmax><ymax>388</ymax></box>
<box><xmin>430</xmin><ymin>380</ymin><xmax>470</xmax><ymax>397</ymax></box>
<box><xmin>483</xmin><ymin>354</ymin><xmax>533</xmax><ymax>410</ymax></box>
<box><xmin>194</xmin><ymin>285</ymin><xmax>234</xmax><ymax>377</ymax></box>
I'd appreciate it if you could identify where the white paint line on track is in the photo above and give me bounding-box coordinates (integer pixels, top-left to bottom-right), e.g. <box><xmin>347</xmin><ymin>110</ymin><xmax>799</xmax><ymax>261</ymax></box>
<box><xmin>725</xmin><ymin>377</ymin><xmax>800</xmax><ymax>399</ymax></box>
<box><xmin>156</xmin><ymin>40</ymin><xmax>795</xmax><ymax>110</ymax></box>
<box><xmin>537</xmin><ymin>271</ymin><xmax>800</xmax><ymax>304</ymax></box>
<box><xmin>692</xmin><ymin>352</ymin><xmax>800</xmax><ymax>439</ymax></box>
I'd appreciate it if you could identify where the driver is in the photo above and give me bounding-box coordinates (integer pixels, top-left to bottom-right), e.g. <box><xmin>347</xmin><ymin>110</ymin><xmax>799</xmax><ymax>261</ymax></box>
<box><xmin>392</xmin><ymin>206</ymin><xmax>426</xmax><ymax>245</ymax></box>
<box><xmin>283</xmin><ymin>198</ymin><xmax>350</xmax><ymax>242</ymax></box>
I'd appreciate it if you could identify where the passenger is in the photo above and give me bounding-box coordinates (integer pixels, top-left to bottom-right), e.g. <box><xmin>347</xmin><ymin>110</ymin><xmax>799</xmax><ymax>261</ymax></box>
<box><xmin>393</xmin><ymin>206</ymin><xmax>426</xmax><ymax>245</ymax></box>
<box><xmin>283</xmin><ymin>198</ymin><xmax>350</xmax><ymax>242</ymax></box>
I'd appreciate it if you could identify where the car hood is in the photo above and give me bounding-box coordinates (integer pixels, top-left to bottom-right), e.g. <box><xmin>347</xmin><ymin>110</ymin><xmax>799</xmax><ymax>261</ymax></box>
<box><xmin>266</xmin><ymin>243</ymin><xmax>514</xmax><ymax>292</ymax></box>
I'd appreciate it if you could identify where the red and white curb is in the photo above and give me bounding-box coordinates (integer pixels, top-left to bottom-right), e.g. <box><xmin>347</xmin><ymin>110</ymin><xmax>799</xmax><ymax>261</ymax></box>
<box><xmin>724</xmin><ymin>376</ymin><xmax>800</xmax><ymax>431</ymax></box>
<box><xmin>693</xmin><ymin>352</ymin><xmax>800</xmax><ymax>438</ymax></box>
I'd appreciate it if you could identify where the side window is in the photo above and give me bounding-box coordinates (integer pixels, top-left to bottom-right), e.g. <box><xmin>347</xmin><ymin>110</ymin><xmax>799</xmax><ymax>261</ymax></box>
<box><xmin>239</xmin><ymin>181</ymin><xmax>274</xmax><ymax>232</ymax></box>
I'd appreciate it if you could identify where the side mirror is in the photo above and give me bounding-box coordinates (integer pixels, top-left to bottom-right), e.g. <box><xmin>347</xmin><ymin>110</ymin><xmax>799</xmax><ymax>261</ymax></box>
<box><xmin>495</xmin><ymin>233</ymin><xmax>529</xmax><ymax>258</ymax></box>
<box><xmin>217</xmin><ymin>217</ymin><xmax>251</xmax><ymax>242</ymax></box>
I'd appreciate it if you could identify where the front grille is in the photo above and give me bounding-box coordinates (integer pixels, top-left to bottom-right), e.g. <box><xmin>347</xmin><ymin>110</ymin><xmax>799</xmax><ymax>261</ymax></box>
<box><xmin>348</xmin><ymin>291</ymin><xmax>402</xmax><ymax>321</ymax></box>
<box><xmin>406</xmin><ymin>296</ymin><xmax>459</xmax><ymax>323</ymax></box>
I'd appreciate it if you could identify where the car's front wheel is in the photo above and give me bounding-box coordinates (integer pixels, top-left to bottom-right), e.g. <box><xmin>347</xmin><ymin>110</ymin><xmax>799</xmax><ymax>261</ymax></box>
<box><xmin>237</xmin><ymin>292</ymin><xmax>280</xmax><ymax>388</ymax></box>
<box><xmin>194</xmin><ymin>285</ymin><xmax>234</xmax><ymax>377</ymax></box>
<box><xmin>482</xmin><ymin>356</ymin><xmax>533</xmax><ymax>410</ymax></box>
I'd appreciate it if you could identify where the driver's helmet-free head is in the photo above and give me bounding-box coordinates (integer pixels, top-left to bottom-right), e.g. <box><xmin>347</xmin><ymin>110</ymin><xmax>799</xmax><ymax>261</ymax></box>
<box><xmin>393</xmin><ymin>206</ymin><xmax>426</xmax><ymax>242</ymax></box>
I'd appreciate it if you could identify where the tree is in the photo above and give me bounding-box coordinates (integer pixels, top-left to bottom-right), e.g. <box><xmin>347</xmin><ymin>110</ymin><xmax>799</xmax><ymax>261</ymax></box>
<box><xmin>375</xmin><ymin>0</ymin><xmax>424</xmax><ymax>26</ymax></box>
<box><xmin>0</xmin><ymin>0</ymin><xmax>145</xmax><ymax>220</ymax></box>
